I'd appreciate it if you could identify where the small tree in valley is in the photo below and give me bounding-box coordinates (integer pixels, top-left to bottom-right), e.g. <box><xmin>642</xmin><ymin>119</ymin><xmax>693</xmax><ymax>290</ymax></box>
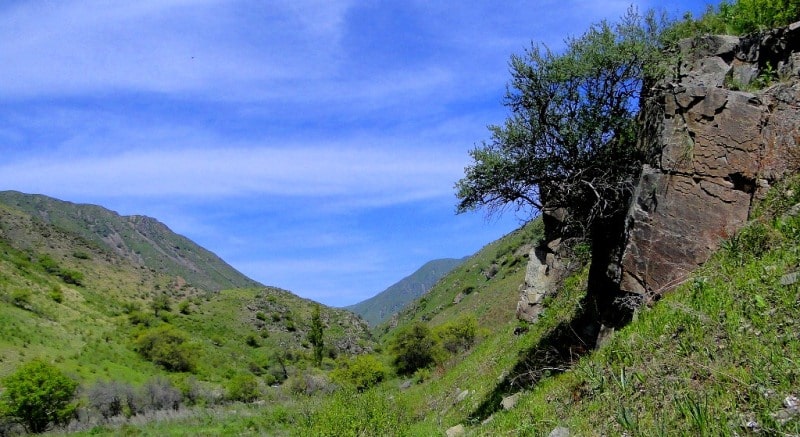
<box><xmin>0</xmin><ymin>360</ymin><xmax>77</xmax><ymax>433</ymax></box>
<box><xmin>307</xmin><ymin>305</ymin><xmax>325</xmax><ymax>367</ymax></box>
<box><xmin>389</xmin><ymin>322</ymin><xmax>442</xmax><ymax>376</ymax></box>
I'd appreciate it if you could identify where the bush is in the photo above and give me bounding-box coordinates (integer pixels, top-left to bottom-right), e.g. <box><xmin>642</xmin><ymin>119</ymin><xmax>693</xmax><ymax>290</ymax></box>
<box><xmin>0</xmin><ymin>360</ymin><xmax>77</xmax><ymax>433</ymax></box>
<box><xmin>434</xmin><ymin>316</ymin><xmax>478</xmax><ymax>354</ymax></box>
<box><xmin>86</xmin><ymin>380</ymin><xmax>134</xmax><ymax>419</ymax></box>
<box><xmin>177</xmin><ymin>300</ymin><xmax>191</xmax><ymax>315</ymax></box>
<box><xmin>48</xmin><ymin>286</ymin><xmax>64</xmax><ymax>303</ymax></box>
<box><xmin>58</xmin><ymin>269</ymin><xmax>84</xmax><ymax>286</ymax></box>
<box><xmin>10</xmin><ymin>289</ymin><xmax>31</xmax><ymax>309</ymax></box>
<box><xmin>331</xmin><ymin>354</ymin><xmax>388</xmax><ymax>391</ymax></box>
<box><xmin>37</xmin><ymin>255</ymin><xmax>60</xmax><ymax>274</ymax></box>
<box><xmin>666</xmin><ymin>0</ymin><xmax>800</xmax><ymax>39</ymax></box>
<box><xmin>286</xmin><ymin>370</ymin><xmax>335</xmax><ymax>396</ymax></box>
<box><xmin>389</xmin><ymin>322</ymin><xmax>443</xmax><ymax>376</ymax></box>
<box><xmin>134</xmin><ymin>325</ymin><xmax>196</xmax><ymax>372</ymax></box>
<box><xmin>138</xmin><ymin>377</ymin><xmax>182</xmax><ymax>412</ymax></box>
<box><xmin>226</xmin><ymin>374</ymin><xmax>260</xmax><ymax>402</ymax></box>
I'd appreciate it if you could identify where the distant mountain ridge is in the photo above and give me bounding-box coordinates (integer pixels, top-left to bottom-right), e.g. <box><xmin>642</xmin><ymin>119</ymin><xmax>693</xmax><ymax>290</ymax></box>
<box><xmin>346</xmin><ymin>257</ymin><xmax>466</xmax><ymax>326</ymax></box>
<box><xmin>0</xmin><ymin>190</ymin><xmax>261</xmax><ymax>292</ymax></box>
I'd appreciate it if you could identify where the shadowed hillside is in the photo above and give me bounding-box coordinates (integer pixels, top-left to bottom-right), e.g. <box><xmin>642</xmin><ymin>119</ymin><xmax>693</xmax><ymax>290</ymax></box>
<box><xmin>346</xmin><ymin>257</ymin><xmax>466</xmax><ymax>326</ymax></box>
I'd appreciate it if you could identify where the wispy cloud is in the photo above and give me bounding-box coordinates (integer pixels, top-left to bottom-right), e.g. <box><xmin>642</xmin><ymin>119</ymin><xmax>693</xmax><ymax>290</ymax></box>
<box><xmin>0</xmin><ymin>143</ymin><xmax>464</xmax><ymax>205</ymax></box>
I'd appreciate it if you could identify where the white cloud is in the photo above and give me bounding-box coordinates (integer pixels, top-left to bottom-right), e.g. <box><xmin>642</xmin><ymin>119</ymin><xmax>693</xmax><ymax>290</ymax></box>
<box><xmin>0</xmin><ymin>0</ymin><xmax>353</xmax><ymax>98</ymax></box>
<box><xmin>0</xmin><ymin>144</ymin><xmax>464</xmax><ymax>205</ymax></box>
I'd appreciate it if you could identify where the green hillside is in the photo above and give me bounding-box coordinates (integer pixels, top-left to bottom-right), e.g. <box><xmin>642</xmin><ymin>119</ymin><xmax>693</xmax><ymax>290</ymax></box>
<box><xmin>0</xmin><ymin>195</ymin><xmax>374</xmax><ymax>429</ymax></box>
<box><xmin>0</xmin><ymin>191</ymin><xmax>261</xmax><ymax>292</ymax></box>
<box><xmin>377</xmin><ymin>219</ymin><xmax>542</xmax><ymax>338</ymax></box>
<box><xmin>346</xmin><ymin>257</ymin><xmax>466</xmax><ymax>326</ymax></box>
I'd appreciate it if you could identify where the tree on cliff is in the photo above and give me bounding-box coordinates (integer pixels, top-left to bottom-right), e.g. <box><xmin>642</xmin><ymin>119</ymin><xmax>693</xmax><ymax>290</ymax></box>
<box><xmin>455</xmin><ymin>10</ymin><xmax>664</xmax><ymax>240</ymax></box>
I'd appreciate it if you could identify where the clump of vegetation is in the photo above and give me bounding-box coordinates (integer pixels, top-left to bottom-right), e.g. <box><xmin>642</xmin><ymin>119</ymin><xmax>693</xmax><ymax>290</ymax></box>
<box><xmin>331</xmin><ymin>354</ymin><xmax>388</xmax><ymax>392</ymax></box>
<box><xmin>433</xmin><ymin>315</ymin><xmax>478</xmax><ymax>354</ymax></box>
<box><xmin>226</xmin><ymin>374</ymin><xmax>260</xmax><ymax>402</ymax></box>
<box><xmin>667</xmin><ymin>0</ymin><xmax>800</xmax><ymax>38</ymax></box>
<box><xmin>389</xmin><ymin>322</ymin><xmax>443</xmax><ymax>376</ymax></box>
<box><xmin>0</xmin><ymin>360</ymin><xmax>78</xmax><ymax>434</ymax></box>
<box><xmin>307</xmin><ymin>305</ymin><xmax>325</xmax><ymax>367</ymax></box>
<box><xmin>9</xmin><ymin>289</ymin><xmax>31</xmax><ymax>309</ymax></box>
<box><xmin>456</xmin><ymin>8</ymin><xmax>666</xmax><ymax>242</ymax></box>
<box><xmin>134</xmin><ymin>325</ymin><xmax>196</xmax><ymax>372</ymax></box>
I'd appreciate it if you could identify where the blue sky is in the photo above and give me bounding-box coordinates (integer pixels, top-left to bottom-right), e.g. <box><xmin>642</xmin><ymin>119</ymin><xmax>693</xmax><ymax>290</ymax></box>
<box><xmin>0</xmin><ymin>0</ymin><xmax>712</xmax><ymax>307</ymax></box>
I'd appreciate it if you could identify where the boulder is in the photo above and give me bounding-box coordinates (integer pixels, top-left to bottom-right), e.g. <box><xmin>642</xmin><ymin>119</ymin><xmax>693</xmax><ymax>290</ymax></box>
<box><xmin>445</xmin><ymin>424</ymin><xmax>465</xmax><ymax>437</ymax></box>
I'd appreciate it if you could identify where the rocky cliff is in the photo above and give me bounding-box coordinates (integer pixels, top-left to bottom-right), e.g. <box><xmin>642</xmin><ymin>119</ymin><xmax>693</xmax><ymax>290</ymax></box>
<box><xmin>518</xmin><ymin>22</ymin><xmax>800</xmax><ymax>326</ymax></box>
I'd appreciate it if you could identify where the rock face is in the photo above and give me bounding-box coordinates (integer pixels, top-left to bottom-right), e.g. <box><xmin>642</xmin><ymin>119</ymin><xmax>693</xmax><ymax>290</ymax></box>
<box><xmin>610</xmin><ymin>23</ymin><xmax>800</xmax><ymax>299</ymax></box>
<box><xmin>516</xmin><ymin>23</ymin><xmax>800</xmax><ymax>325</ymax></box>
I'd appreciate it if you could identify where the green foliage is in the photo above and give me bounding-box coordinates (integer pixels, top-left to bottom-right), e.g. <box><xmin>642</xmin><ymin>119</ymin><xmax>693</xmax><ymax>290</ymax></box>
<box><xmin>58</xmin><ymin>269</ymin><xmax>84</xmax><ymax>286</ymax></box>
<box><xmin>389</xmin><ymin>322</ymin><xmax>443</xmax><ymax>375</ymax></box>
<box><xmin>331</xmin><ymin>354</ymin><xmax>388</xmax><ymax>392</ymax></box>
<box><xmin>0</xmin><ymin>360</ymin><xmax>77</xmax><ymax>433</ymax></box>
<box><xmin>177</xmin><ymin>299</ymin><xmax>191</xmax><ymax>315</ymax></box>
<box><xmin>433</xmin><ymin>315</ymin><xmax>478</xmax><ymax>354</ymax></box>
<box><xmin>9</xmin><ymin>289</ymin><xmax>31</xmax><ymax>309</ymax></box>
<box><xmin>307</xmin><ymin>305</ymin><xmax>324</xmax><ymax>367</ymax></box>
<box><xmin>667</xmin><ymin>0</ymin><xmax>800</xmax><ymax>38</ymax></box>
<box><xmin>226</xmin><ymin>374</ymin><xmax>260</xmax><ymax>402</ymax></box>
<box><xmin>37</xmin><ymin>255</ymin><xmax>60</xmax><ymax>274</ymax></box>
<box><xmin>134</xmin><ymin>325</ymin><xmax>196</xmax><ymax>372</ymax></box>
<box><xmin>456</xmin><ymin>9</ymin><xmax>664</xmax><ymax>238</ymax></box>
<box><xmin>48</xmin><ymin>285</ymin><xmax>64</xmax><ymax>303</ymax></box>
<box><xmin>298</xmin><ymin>387</ymin><xmax>415</xmax><ymax>436</ymax></box>
<box><xmin>150</xmin><ymin>293</ymin><xmax>171</xmax><ymax>317</ymax></box>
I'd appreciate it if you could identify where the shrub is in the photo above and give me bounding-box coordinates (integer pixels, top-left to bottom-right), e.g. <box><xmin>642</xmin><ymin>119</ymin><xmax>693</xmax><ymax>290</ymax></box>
<box><xmin>286</xmin><ymin>370</ymin><xmax>335</xmax><ymax>396</ymax></box>
<box><xmin>434</xmin><ymin>316</ymin><xmax>478</xmax><ymax>354</ymax></box>
<box><xmin>150</xmin><ymin>293</ymin><xmax>171</xmax><ymax>316</ymax></box>
<box><xmin>177</xmin><ymin>300</ymin><xmax>191</xmax><ymax>315</ymax></box>
<box><xmin>37</xmin><ymin>255</ymin><xmax>60</xmax><ymax>274</ymax></box>
<box><xmin>134</xmin><ymin>325</ymin><xmax>196</xmax><ymax>372</ymax></box>
<box><xmin>389</xmin><ymin>322</ymin><xmax>443</xmax><ymax>376</ymax></box>
<box><xmin>0</xmin><ymin>360</ymin><xmax>77</xmax><ymax>433</ymax></box>
<box><xmin>10</xmin><ymin>289</ymin><xmax>31</xmax><ymax>309</ymax></box>
<box><xmin>86</xmin><ymin>380</ymin><xmax>134</xmax><ymax>419</ymax></box>
<box><xmin>48</xmin><ymin>286</ymin><xmax>64</xmax><ymax>303</ymax></box>
<box><xmin>58</xmin><ymin>269</ymin><xmax>84</xmax><ymax>286</ymax></box>
<box><xmin>226</xmin><ymin>374</ymin><xmax>260</xmax><ymax>402</ymax></box>
<box><xmin>137</xmin><ymin>377</ymin><xmax>182</xmax><ymax>412</ymax></box>
<box><xmin>245</xmin><ymin>334</ymin><xmax>260</xmax><ymax>348</ymax></box>
<box><xmin>331</xmin><ymin>354</ymin><xmax>388</xmax><ymax>391</ymax></box>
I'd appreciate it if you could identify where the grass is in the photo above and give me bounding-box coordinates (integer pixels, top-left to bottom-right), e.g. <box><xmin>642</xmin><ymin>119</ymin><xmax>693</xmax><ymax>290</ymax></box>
<box><xmin>475</xmin><ymin>176</ymin><xmax>800</xmax><ymax>436</ymax></box>
<box><xmin>106</xmin><ymin>175</ymin><xmax>800</xmax><ymax>436</ymax></box>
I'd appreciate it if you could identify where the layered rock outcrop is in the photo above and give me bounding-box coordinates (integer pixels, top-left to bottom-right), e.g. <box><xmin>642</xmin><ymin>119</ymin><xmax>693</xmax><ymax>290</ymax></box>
<box><xmin>611</xmin><ymin>22</ymin><xmax>800</xmax><ymax>299</ymax></box>
<box><xmin>518</xmin><ymin>22</ymin><xmax>800</xmax><ymax>323</ymax></box>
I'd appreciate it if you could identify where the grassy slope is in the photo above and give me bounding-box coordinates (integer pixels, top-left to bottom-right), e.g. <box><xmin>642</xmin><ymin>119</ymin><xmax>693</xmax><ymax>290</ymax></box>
<box><xmin>69</xmin><ymin>176</ymin><xmax>800</xmax><ymax>436</ymax></box>
<box><xmin>379</xmin><ymin>219</ymin><xmax>543</xmax><ymax>339</ymax></box>
<box><xmin>0</xmin><ymin>191</ymin><xmax>261</xmax><ymax>292</ymax></box>
<box><xmin>476</xmin><ymin>177</ymin><xmax>800</xmax><ymax>436</ymax></box>
<box><xmin>0</xmin><ymin>201</ymin><xmax>372</xmax><ymax>388</ymax></box>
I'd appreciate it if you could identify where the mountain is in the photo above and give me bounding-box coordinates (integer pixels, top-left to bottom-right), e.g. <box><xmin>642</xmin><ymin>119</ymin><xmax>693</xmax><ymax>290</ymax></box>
<box><xmin>346</xmin><ymin>258</ymin><xmax>466</xmax><ymax>326</ymax></box>
<box><xmin>0</xmin><ymin>191</ymin><xmax>260</xmax><ymax>292</ymax></box>
<box><xmin>0</xmin><ymin>191</ymin><xmax>373</xmax><ymax>384</ymax></box>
